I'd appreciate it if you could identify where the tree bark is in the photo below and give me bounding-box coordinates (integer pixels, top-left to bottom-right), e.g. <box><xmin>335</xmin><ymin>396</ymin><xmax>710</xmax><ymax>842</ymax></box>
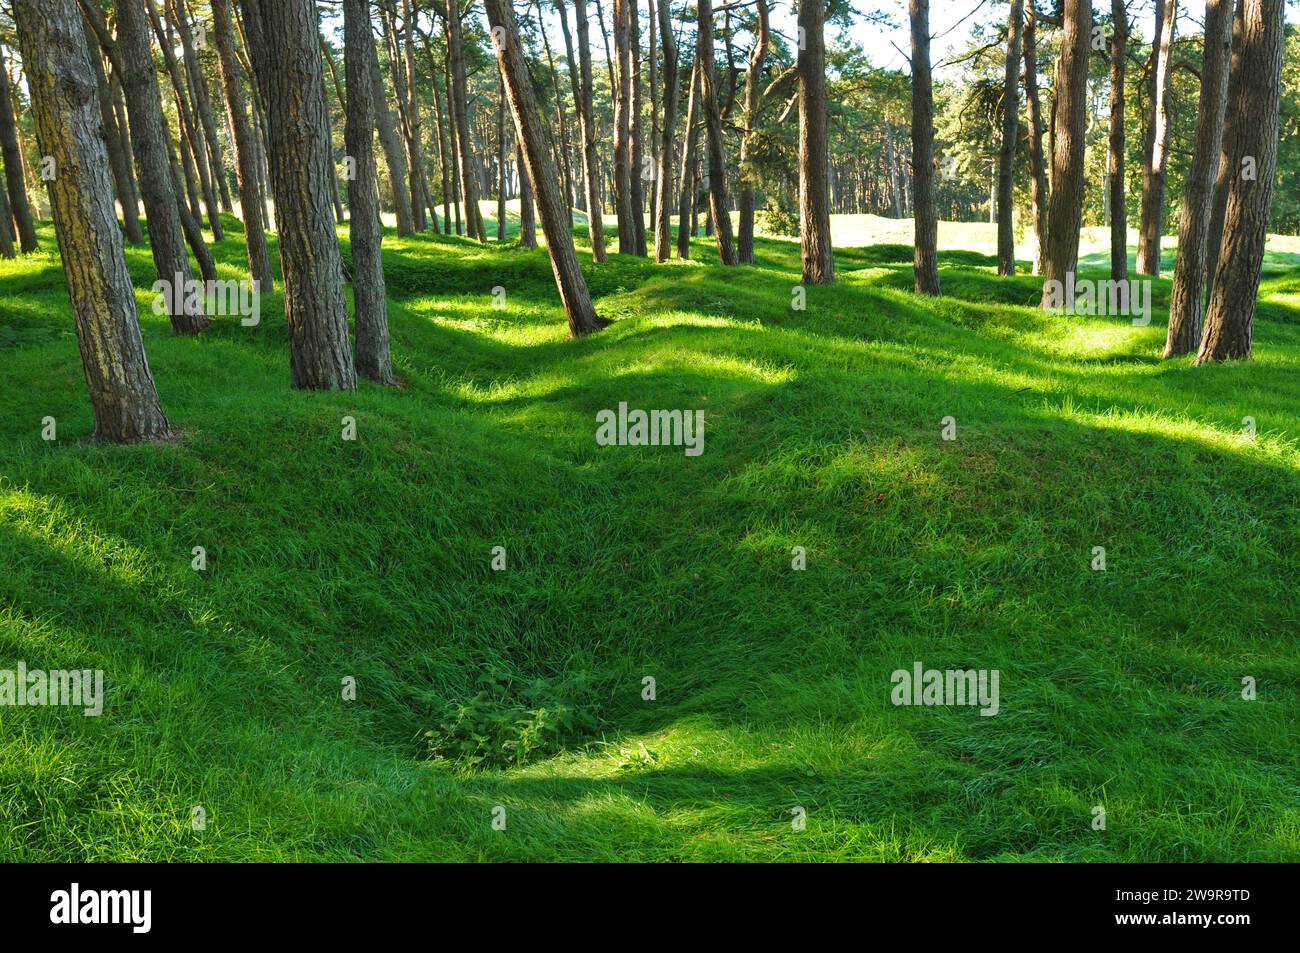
<box><xmin>212</xmin><ymin>0</ymin><xmax>274</xmax><ymax>292</ymax></box>
<box><xmin>1137</xmin><ymin>0</ymin><xmax>1177</xmax><ymax>275</ymax></box>
<box><xmin>1023</xmin><ymin>1</ymin><xmax>1048</xmax><ymax>275</ymax></box>
<box><xmin>518</xmin><ymin>142</ymin><xmax>536</xmax><ymax>247</ymax></box>
<box><xmin>910</xmin><ymin>0</ymin><xmax>940</xmax><ymax>294</ymax></box>
<box><xmin>629</xmin><ymin>0</ymin><xmax>647</xmax><ymax>255</ymax></box>
<box><xmin>1164</xmin><ymin>0</ymin><xmax>1234</xmax><ymax>357</ymax></box>
<box><xmin>1206</xmin><ymin>0</ymin><xmax>1245</xmax><ymax>299</ymax></box>
<box><xmin>484</xmin><ymin>0</ymin><xmax>601</xmax><ymax>336</ymax></box>
<box><xmin>798</xmin><ymin>0</ymin><xmax>833</xmax><ymax>283</ymax></box>
<box><xmin>612</xmin><ymin>0</ymin><xmax>636</xmax><ymax>253</ymax></box>
<box><xmin>1107</xmin><ymin>0</ymin><xmax>1128</xmax><ymax>282</ymax></box>
<box><xmin>573</xmin><ymin>0</ymin><xmax>607</xmax><ymax>260</ymax></box>
<box><xmin>114</xmin><ymin>0</ymin><xmax>210</xmax><ymax>333</ymax></box>
<box><xmin>0</xmin><ymin>44</ymin><xmax>39</xmax><ymax>252</ymax></box>
<box><xmin>1195</xmin><ymin>0</ymin><xmax>1283</xmax><ymax>364</ymax></box>
<box><xmin>736</xmin><ymin>0</ymin><xmax>767</xmax><ymax>264</ymax></box>
<box><xmin>172</xmin><ymin>0</ymin><xmax>232</xmax><ymax>212</ymax></box>
<box><xmin>676</xmin><ymin>58</ymin><xmax>701</xmax><ymax>259</ymax></box>
<box><xmin>445</xmin><ymin>0</ymin><xmax>485</xmax><ymax>241</ymax></box>
<box><xmin>653</xmin><ymin>0</ymin><xmax>679</xmax><ymax>261</ymax></box>
<box><xmin>1039</xmin><ymin>0</ymin><xmax>1091</xmax><ymax>307</ymax></box>
<box><xmin>697</xmin><ymin>0</ymin><xmax>736</xmax><ymax>265</ymax></box>
<box><xmin>14</xmin><ymin>0</ymin><xmax>172</xmax><ymax>441</ymax></box>
<box><xmin>344</xmin><ymin>0</ymin><xmax>394</xmax><ymax>384</ymax></box>
<box><xmin>83</xmin><ymin>18</ymin><xmax>144</xmax><ymax>244</ymax></box>
<box><xmin>240</xmin><ymin>0</ymin><xmax>356</xmax><ymax>389</ymax></box>
<box><xmin>997</xmin><ymin>0</ymin><xmax>1024</xmax><ymax>276</ymax></box>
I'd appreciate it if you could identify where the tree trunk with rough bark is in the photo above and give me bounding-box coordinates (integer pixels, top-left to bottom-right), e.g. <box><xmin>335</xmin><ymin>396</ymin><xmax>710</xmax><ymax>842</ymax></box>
<box><xmin>83</xmin><ymin>18</ymin><xmax>144</xmax><ymax>244</ymax></box>
<box><xmin>653</xmin><ymin>0</ymin><xmax>679</xmax><ymax>262</ymax></box>
<box><xmin>518</xmin><ymin>141</ymin><xmax>536</xmax><ymax>246</ymax></box>
<box><xmin>212</xmin><ymin>0</ymin><xmax>274</xmax><ymax>292</ymax></box>
<box><xmin>1137</xmin><ymin>0</ymin><xmax>1177</xmax><ymax>275</ymax></box>
<box><xmin>997</xmin><ymin>0</ymin><xmax>1024</xmax><ymax>276</ymax></box>
<box><xmin>1039</xmin><ymin>0</ymin><xmax>1091</xmax><ymax>307</ymax></box>
<box><xmin>1023</xmin><ymin>1</ymin><xmax>1048</xmax><ymax>275</ymax></box>
<box><xmin>676</xmin><ymin>58</ymin><xmax>701</xmax><ymax>259</ymax></box>
<box><xmin>343</xmin><ymin>0</ymin><xmax>394</xmax><ymax>384</ymax></box>
<box><xmin>484</xmin><ymin>0</ymin><xmax>600</xmax><ymax>336</ymax></box>
<box><xmin>910</xmin><ymin>0</ymin><xmax>940</xmax><ymax>294</ymax></box>
<box><xmin>799</xmin><ymin>0</ymin><xmax>833</xmax><ymax>283</ymax></box>
<box><xmin>1164</xmin><ymin>0</ymin><xmax>1234</xmax><ymax>357</ymax></box>
<box><xmin>1195</xmin><ymin>0</ymin><xmax>1283</xmax><ymax>364</ymax></box>
<box><xmin>1107</xmin><ymin>0</ymin><xmax>1128</xmax><ymax>282</ymax></box>
<box><xmin>573</xmin><ymin>0</ymin><xmax>607</xmax><ymax>260</ymax></box>
<box><xmin>446</xmin><ymin>0</ymin><xmax>484</xmax><ymax>241</ymax></box>
<box><xmin>15</xmin><ymin>0</ymin><xmax>172</xmax><ymax>441</ymax></box>
<box><xmin>240</xmin><ymin>0</ymin><xmax>356</xmax><ymax>389</ymax></box>
<box><xmin>736</xmin><ymin>0</ymin><xmax>766</xmax><ymax>264</ymax></box>
<box><xmin>0</xmin><ymin>44</ymin><xmax>39</xmax><ymax>252</ymax></box>
<box><xmin>697</xmin><ymin>0</ymin><xmax>736</xmax><ymax>265</ymax></box>
<box><xmin>114</xmin><ymin>0</ymin><xmax>210</xmax><ymax>333</ymax></box>
<box><xmin>173</xmin><ymin>0</ymin><xmax>233</xmax><ymax>212</ymax></box>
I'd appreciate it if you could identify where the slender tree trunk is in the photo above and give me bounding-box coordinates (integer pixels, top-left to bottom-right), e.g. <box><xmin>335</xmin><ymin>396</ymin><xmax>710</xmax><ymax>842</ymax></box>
<box><xmin>14</xmin><ymin>0</ymin><xmax>172</xmax><ymax>441</ymax></box>
<box><xmin>518</xmin><ymin>142</ymin><xmax>536</xmax><ymax>247</ymax></box>
<box><xmin>83</xmin><ymin>19</ymin><xmax>144</xmax><ymax>244</ymax></box>
<box><xmin>996</xmin><ymin>0</ymin><xmax>1024</xmax><ymax>276</ymax></box>
<box><xmin>497</xmin><ymin>76</ymin><xmax>508</xmax><ymax>241</ymax></box>
<box><xmin>653</xmin><ymin>0</ymin><xmax>679</xmax><ymax>261</ymax></box>
<box><xmin>114</xmin><ymin>0</ymin><xmax>210</xmax><ymax>333</ymax></box>
<box><xmin>1108</xmin><ymin>0</ymin><xmax>1129</xmax><ymax>282</ymax></box>
<box><xmin>1023</xmin><ymin>1</ymin><xmax>1049</xmax><ymax>275</ymax></box>
<box><xmin>910</xmin><ymin>0</ymin><xmax>940</xmax><ymax>294</ymax></box>
<box><xmin>369</xmin><ymin>22</ymin><xmax>415</xmax><ymax>236</ymax></box>
<box><xmin>573</xmin><ymin>0</ymin><xmax>607</xmax><ymax>260</ymax></box>
<box><xmin>1137</xmin><ymin>0</ymin><xmax>1177</xmax><ymax>275</ymax></box>
<box><xmin>0</xmin><ymin>45</ymin><xmax>38</xmax><ymax>252</ymax></box>
<box><xmin>240</xmin><ymin>0</ymin><xmax>356</xmax><ymax>389</ymax></box>
<box><xmin>1039</xmin><ymin>0</ymin><xmax>1092</xmax><ymax>307</ymax></box>
<box><xmin>425</xmin><ymin>33</ymin><xmax>454</xmax><ymax>234</ymax></box>
<box><xmin>676</xmin><ymin>58</ymin><xmax>701</xmax><ymax>259</ymax></box>
<box><xmin>483</xmin><ymin>0</ymin><xmax>601</xmax><ymax>336</ymax></box>
<box><xmin>736</xmin><ymin>0</ymin><xmax>767</xmax><ymax>264</ymax></box>
<box><xmin>446</xmin><ymin>0</ymin><xmax>485</xmax><ymax>241</ymax></box>
<box><xmin>1164</xmin><ymin>0</ymin><xmax>1234</xmax><ymax>357</ymax></box>
<box><xmin>612</xmin><ymin>0</ymin><xmax>635</xmax><ymax>252</ymax></box>
<box><xmin>697</xmin><ymin>0</ymin><xmax>736</xmax><ymax>264</ymax></box>
<box><xmin>173</xmin><ymin>0</ymin><xmax>233</xmax><ymax>212</ymax></box>
<box><xmin>798</xmin><ymin>0</ymin><xmax>833</xmax><ymax>282</ymax></box>
<box><xmin>1195</xmin><ymin>0</ymin><xmax>1283</xmax><ymax>364</ymax></box>
<box><xmin>212</xmin><ymin>0</ymin><xmax>274</xmax><ymax>292</ymax></box>
<box><xmin>1206</xmin><ymin>0</ymin><xmax>1246</xmax><ymax>298</ymax></box>
<box><xmin>629</xmin><ymin>0</ymin><xmax>647</xmax><ymax>254</ymax></box>
<box><xmin>0</xmin><ymin>163</ymin><xmax>13</xmax><ymax>258</ymax></box>
<box><xmin>344</xmin><ymin>0</ymin><xmax>394</xmax><ymax>384</ymax></box>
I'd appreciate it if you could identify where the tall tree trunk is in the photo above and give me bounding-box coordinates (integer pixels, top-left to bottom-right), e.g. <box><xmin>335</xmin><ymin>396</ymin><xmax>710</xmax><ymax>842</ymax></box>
<box><xmin>173</xmin><ymin>0</ymin><xmax>233</xmax><ymax>212</ymax></box>
<box><xmin>1023</xmin><ymin>1</ymin><xmax>1049</xmax><ymax>275</ymax></box>
<box><xmin>1107</xmin><ymin>0</ymin><xmax>1129</xmax><ymax>282</ymax></box>
<box><xmin>653</xmin><ymin>0</ymin><xmax>679</xmax><ymax>262</ymax></box>
<box><xmin>573</xmin><ymin>0</ymin><xmax>607</xmax><ymax>260</ymax></box>
<box><xmin>443</xmin><ymin>47</ymin><xmax>464</xmax><ymax>234</ymax></box>
<box><xmin>676</xmin><ymin>58</ymin><xmax>701</xmax><ymax>259</ymax></box>
<box><xmin>425</xmin><ymin>32</ymin><xmax>454</xmax><ymax>233</ymax></box>
<box><xmin>1164</xmin><ymin>0</ymin><xmax>1234</xmax><ymax>357</ymax></box>
<box><xmin>0</xmin><ymin>162</ymin><xmax>13</xmax><ymax>258</ymax></box>
<box><xmin>483</xmin><ymin>0</ymin><xmax>601</xmax><ymax>336</ymax></box>
<box><xmin>1137</xmin><ymin>0</ymin><xmax>1177</xmax><ymax>275</ymax></box>
<box><xmin>1039</xmin><ymin>0</ymin><xmax>1091</xmax><ymax>307</ymax></box>
<box><xmin>736</xmin><ymin>0</ymin><xmax>767</xmax><ymax>264</ymax></box>
<box><xmin>147</xmin><ymin>0</ymin><xmax>224</xmax><ymax>240</ymax></box>
<box><xmin>83</xmin><ymin>19</ymin><xmax>145</xmax><ymax>244</ymax></box>
<box><xmin>212</xmin><ymin>0</ymin><xmax>274</xmax><ymax>292</ymax></box>
<box><xmin>114</xmin><ymin>0</ymin><xmax>210</xmax><ymax>333</ymax></box>
<box><xmin>518</xmin><ymin>141</ymin><xmax>537</xmax><ymax>247</ymax></box>
<box><xmin>1195</xmin><ymin>0</ymin><xmax>1283</xmax><ymax>364</ymax></box>
<box><xmin>0</xmin><ymin>45</ymin><xmax>39</xmax><ymax>252</ymax></box>
<box><xmin>612</xmin><ymin>0</ymin><xmax>635</xmax><ymax>252</ymax></box>
<box><xmin>344</xmin><ymin>0</ymin><xmax>395</xmax><ymax>384</ymax></box>
<box><xmin>629</xmin><ymin>0</ymin><xmax>646</xmax><ymax>255</ymax></box>
<box><xmin>996</xmin><ymin>0</ymin><xmax>1024</xmax><ymax>276</ymax></box>
<box><xmin>240</xmin><ymin>0</ymin><xmax>356</xmax><ymax>389</ymax></box>
<box><xmin>910</xmin><ymin>0</ymin><xmax>940</xmax><ymax>294</ymax></box>
<box><xmin>400</xmin><ymin>0</ymin><xmax>439</xmax><ymax>232</ymax></box>
<box><xmin>697</xmin><ymin>0</ymin><xmax>736</xmax><ymax>264</ymax></box>
<box><xmin>1206</xmin><ymin>0</ymin><xmax>1246</xmax><ymax>299</ymax></box>
<box><xmin>798</xmin><ymin>0</ymin><xmax>833</xmax><ymax>283</ymax></box>
<box><xmin>497</xmin><ymin>76</ymin><xmax>508</xmax><ymax>241</ymax></box>
<box><xmin>14</xmin><ymin>0</ymin><xmax>172</xmax><ymax>441</ymax></box>
<box><xmin>368</xmin><ymin>22</ymin><xmax>415</xmax><ymax>236</ymax></box>
<box><xmin>446</xmin><ymin>0</ymin><xmax>485</xmax><ymax>241</ymax></box>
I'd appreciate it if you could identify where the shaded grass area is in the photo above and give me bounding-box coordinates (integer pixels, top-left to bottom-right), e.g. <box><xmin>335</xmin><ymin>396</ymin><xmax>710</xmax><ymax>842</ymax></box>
<box><xmin>1</xmin><ymin>211</ymin><xmax>1298</xmax><ymax>860</ymax></box>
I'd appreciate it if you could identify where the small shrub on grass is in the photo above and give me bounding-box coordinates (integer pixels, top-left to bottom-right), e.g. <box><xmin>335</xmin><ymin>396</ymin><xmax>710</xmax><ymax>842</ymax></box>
<box><xmin>422</xmin><ymin>665</ymin><xmax>602</xmax><ymax>770</ymax></box>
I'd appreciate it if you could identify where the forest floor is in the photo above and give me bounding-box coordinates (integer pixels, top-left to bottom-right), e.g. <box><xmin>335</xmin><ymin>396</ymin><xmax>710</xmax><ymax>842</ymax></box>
<box><xmin>1</xmin><ymin>208</ymin><xmax>1298</xmax><ymax>860</ymax></box>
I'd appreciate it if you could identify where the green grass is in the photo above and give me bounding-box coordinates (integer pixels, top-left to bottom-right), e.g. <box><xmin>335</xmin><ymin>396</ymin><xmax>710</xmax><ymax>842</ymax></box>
<box><xmin>1</xmin><ymin>206</ymin><xmax>1298</xmax><ymax>861</ymax></box>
